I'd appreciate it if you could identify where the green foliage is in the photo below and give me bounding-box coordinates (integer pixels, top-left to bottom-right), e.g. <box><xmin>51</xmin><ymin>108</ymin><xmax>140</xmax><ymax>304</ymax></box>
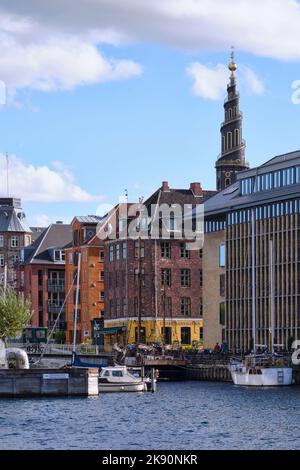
<box><xmin>54</xmin><ymin>330</ymin><xmax>66</xmax><ymax>344</ymax></box>
<box><xmin>0</xmin><ymin>287</ymin><xmax>32</xmax><ymax>340</ymax></box>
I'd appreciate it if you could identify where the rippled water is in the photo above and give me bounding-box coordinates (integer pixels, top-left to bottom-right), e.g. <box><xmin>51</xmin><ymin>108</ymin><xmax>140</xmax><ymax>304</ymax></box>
<box><xmin>0</xmin><ymin>382</ymin><xmax>300</xmax><ymax>450</ymax></box>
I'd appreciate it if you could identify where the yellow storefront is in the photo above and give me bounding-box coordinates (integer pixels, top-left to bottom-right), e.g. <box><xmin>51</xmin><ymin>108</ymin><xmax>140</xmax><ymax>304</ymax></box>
<box><xmin>103</xmin><ymin>318</ymin><xmax>203</xmax><ymax>352</ymax></box>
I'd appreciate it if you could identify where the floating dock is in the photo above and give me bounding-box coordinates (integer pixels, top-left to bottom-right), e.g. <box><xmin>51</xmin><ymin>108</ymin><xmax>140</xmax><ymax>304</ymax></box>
<box><xmin>0</xmin><ymin>367</ymin><xmax>99</xmax><ymax>397</ymax></box>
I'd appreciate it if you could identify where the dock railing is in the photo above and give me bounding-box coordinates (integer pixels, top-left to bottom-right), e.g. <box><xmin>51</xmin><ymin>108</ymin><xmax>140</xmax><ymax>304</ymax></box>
<box><xmin>7</xmin><ymin>342</ymin><xmax>102</xmax><ymax>356</ymax></box>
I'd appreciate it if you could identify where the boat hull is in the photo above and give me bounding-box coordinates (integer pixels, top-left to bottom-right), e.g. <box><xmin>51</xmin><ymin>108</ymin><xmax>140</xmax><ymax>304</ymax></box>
<box><xmin>230</xmin><ymin>367</ymin><xmax>293</xmax><ymax>387</ymax></box>
<box><xmin>99</xmin><ymin>382</ymin><xmax>147</xmax><ymax>393</ymax></box>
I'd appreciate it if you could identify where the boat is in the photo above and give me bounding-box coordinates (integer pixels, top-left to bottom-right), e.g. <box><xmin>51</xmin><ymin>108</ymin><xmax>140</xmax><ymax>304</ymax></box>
<box><xmin>99</xmin><ymin>366</ymin><xmax>149</xmax><ymax>392</ymax></box>
<box><xmin>229</xmin><ymin>355</ymin><xmax>293</xmax><ymax>386</ymax></box>
<box><xmin>229</xmin><ymin>219</ymin><xmax>293</xmax><ymax>386</ymax></box>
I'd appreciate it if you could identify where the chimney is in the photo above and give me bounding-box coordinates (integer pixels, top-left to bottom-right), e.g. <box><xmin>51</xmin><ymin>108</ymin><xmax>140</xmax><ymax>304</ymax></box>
<box><xmin>162</xmin><ymin>181</ymin><xmax>170</xmax><ymax>192</ymax></box>
<box><xmin>190</xmin><ymin>182</ymin><xmax>203</xmax><ymax>197</ymax></box>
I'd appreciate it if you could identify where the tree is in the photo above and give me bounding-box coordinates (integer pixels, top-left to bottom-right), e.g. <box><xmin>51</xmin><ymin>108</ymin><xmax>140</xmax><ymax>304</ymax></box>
<box><xmin>0</xmin><ymin>287</ymin><xmax>32</xmax><ymax>343</ymax></box>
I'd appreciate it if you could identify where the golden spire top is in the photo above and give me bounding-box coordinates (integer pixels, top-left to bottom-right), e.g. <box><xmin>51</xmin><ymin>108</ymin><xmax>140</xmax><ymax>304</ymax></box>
<box><xmin>228</xmin><ymin>46</ymin><xmax>237</xmax><ymax>78</ymax></box>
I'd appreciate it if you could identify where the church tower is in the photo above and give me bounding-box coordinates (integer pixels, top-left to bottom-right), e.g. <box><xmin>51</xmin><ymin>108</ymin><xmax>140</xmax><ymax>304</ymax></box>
<box><xmin>216</xmin><ymin>48</ymin><xmax>249</xmax><ymax>191</ymax></box>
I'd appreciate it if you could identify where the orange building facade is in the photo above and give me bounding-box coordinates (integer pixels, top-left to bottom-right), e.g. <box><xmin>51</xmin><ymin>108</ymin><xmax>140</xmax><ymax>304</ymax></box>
<box><xmin>65</xmin><ymin>216</ymin><xmax>105</xmax><ymax>344</ymax></box>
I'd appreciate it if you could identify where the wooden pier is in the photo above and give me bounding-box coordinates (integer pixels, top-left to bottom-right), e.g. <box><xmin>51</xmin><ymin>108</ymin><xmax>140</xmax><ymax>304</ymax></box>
<box><xmin>0</xmin><ymin>367</ymin><xmax>99</xmax><ymax>397</ymax></box>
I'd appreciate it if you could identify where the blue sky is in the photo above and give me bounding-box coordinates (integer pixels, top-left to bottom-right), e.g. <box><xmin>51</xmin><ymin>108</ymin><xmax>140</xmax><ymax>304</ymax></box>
<box><xmin>0</xmin><ymin>1</ymin><xmax>300</xmax><ymax>226</ymax></box>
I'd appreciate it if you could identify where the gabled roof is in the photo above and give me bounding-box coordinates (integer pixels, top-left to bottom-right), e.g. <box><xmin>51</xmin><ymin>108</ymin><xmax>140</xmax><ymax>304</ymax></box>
<box><xmin>23</xmin><ymin>223</ymin><xmax>72</xmax><ymax>265</ymax></box>
<box><xmin>144</xmin><ymin>186</ymin><xmax>217</xmax><ymax>209</ymax></box>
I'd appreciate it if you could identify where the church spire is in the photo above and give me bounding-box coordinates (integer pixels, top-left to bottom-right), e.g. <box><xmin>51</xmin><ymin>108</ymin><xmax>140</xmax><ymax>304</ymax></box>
<box><xmin>215</xmin><ymin>47</ymin><xmax>249</xmax><ymax>191</ymax></box>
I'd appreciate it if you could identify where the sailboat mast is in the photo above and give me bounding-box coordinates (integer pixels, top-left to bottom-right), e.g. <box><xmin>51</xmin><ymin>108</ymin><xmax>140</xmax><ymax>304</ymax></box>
<box><xmin>137</xmin><ymin>234</ymin><xmax>142</xmax><ymax>344</ymax></box>
<box><xmin>270</xmin><ymin>239</ymin><xmax>275</xmax><ymax>354</ymax></box>
<box><xmin>251</xmin><ymin>209</ymin><xmax>256</xmax><ymax>353</ymax></box>
<box><xmin>72</xmin><ymin>251</ymin><xmax>81</xmax><ymax>364</ymax></box>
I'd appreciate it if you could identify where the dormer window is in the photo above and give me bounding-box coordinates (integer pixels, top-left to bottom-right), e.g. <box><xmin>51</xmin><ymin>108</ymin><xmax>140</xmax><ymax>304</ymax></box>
<box><xmin>54</xmin><ymin>249</ymin><xmax>65</xmax><ymax>262</ymax></box>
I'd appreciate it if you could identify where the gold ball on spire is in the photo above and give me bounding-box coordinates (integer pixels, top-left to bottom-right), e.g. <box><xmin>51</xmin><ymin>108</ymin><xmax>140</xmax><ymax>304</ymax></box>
<box><xmin>229</xmin><ymin>61</ymin><xmax>237</xmax><ymax>73</ymax></box>
<box><xmin>229</xmin><ymin>46</ymin><xmax>237</xmax><ymax>74</ymax></box>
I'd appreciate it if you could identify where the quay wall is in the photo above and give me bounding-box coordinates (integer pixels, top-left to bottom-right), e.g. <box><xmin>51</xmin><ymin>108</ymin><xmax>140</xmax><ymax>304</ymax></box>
<box><xmin>186</xmin><ymin>364</ymin><xmax>232</xmax><ymax>382</ymax></box>
<box><xmin>0</xmin><ymin>367</ymin><xmax>99</xmax><ymax>397</ymax></box>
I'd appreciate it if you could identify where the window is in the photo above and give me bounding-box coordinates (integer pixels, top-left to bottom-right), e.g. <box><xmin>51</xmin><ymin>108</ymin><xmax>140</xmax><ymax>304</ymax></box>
<box><xmin>181</xmin><ymin>327</ymin><xmax>191</xmax><ymax>345</ymax></box>
<box><xmin>0</xmin><ymin>236</ymin><xmax>3</xmax><ymax>248</ymax></box>
<box><xmin>109</xmin><ymin>245</ymin><xmax>114</xmax><ymax>262</ymax></box>
<box><xmin>161</xmin><ymin>327</ymin><xmax>172</xmax><ymax>345</ymax></box>
<box><xmin>200</xmin><ymin>326</ymin><xmax>204</xmax><ymax>341</ymax></box>
<box><xmin>112</xmin><ymin>370</ymin><xmax>124</xmax><ymax>377</ymax></box>
<box><xmin>134</xmin><ymin>240</ymin><xmax>145</xmax><ymax>258</ymax></box>
<box><xmin>54</xmin><ymin>250</ymin><xmax>65</xmax><ymax>262</ymax></box>
<box><xmin>220</xmin><ymin>303</ymin><xmax>226</xmax><ymax>326</ymax></box>
<box><xmin>180</xmin><ymin>243</ymin><xmax>190</xmax><ymax>259</ymax></box>
<box><xmin>134</xmin><ymin>268</ymin><xmax>145</xmax><ymax>286</ymax></box>
<box><xmin>199</xmin><ymin>301</ymin><xmax>203</xmax><ymax>318</ymax></box>
<box><xmin>99</xmin><ymin>250</ymin><xmax>104</xmax><ymax>262</ymax></box>
<box><xmin>0</xmin><ymin>254</ymin><xmax>4</xmax><ymax>267</ymax></box>
<box><xmin>181</xmin><ymin>269</ymin><xmax>191</xmax><ymax>288</ymax></box>
<box><xmin>199</xmin><ymin>270</ymin><xmax>203</xmax><ymax>288</ymax></box>
<box><xmin>69</xmin><ymin>252</ymin><xmax>73</xmax><ymax>265</ymax></box>
<box><xmin>161</xmin><ymin>242</ymin><xmax>171</xmax><ymax>259</ymax></box>
<box><xmin>12</xmin><ymin>255</ymin><xmax>19</xmax><ymax>265</ymax></box>
<box><xmin>11</xmin><ymin>236</ymin><xmax>19</xmax><ymax>248</ymax></box>
<box><xmin>122</xmin><ymin>241</ymin><xmax>127</xmax><ymax>260</ymax></box>
<box><xmin>235</xmin><ymin>129</ymin><xmax>240</xmax><ymax>146</ymax></box>
<box><xmin>109</xmin><ymin>299</ymin><xmax>114</xmax><ymax>315</ymax></box>
<box><xmin>199</xmin><ymin>249</ymin><xmax>203</xmax><ymax>259</ymax></box>
<box><xmin>100</xmin><ymin>271</ymin><xmax>104</xmax><ymax>281</ymax></box>
<box><xmin>220</xmin><ymin>274</ymin><xmax>225</xmax><ymax>297</ymax></box>
<box><xmin>219</xmin><ymin>244</ymin><xmax>226</xmax><ymax>268</ymax></box>
<box><xmin>227</xmin><ymin>132</ymin><xmax>232</xmax><ymax>149</ymax></box>
<box><xmin>165</xmin><ymin>297</ymin><xmax>172</xmax><ymax>315</ymax></box>
<box><xmin>181</xmin><ymin>297</ymin><xmax>191</xmax><ymax>316</ymax></box>
<box><xmin>161</xmin><ymin>269</ymin><xmax>171</xmax><ymax>287</ymax></box>
<box><xmin>116</xmin><ymin>243</ymin><xmax>120</xmax><ymax>260</ymax></box>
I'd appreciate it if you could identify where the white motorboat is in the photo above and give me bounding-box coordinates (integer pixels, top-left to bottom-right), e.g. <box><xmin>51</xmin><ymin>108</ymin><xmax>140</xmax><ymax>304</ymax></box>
<box><xmin>229</xmin><ymin>355</ymin><xmax>293</xmax><ymax>387</ymax></box>
<box><xmin>99</xmin><ymin>366</ymin><xmax>148</xmax><ymax>393</ymax></box>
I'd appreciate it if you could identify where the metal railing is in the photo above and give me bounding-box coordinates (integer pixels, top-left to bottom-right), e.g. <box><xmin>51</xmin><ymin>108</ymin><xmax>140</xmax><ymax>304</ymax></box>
<box><xmin>7</xmin><ymin>342</ymin><xmax>100</xmax><ymax>355</ymax></box>
<box><xmin>48</xmin><ymin>281</ymin><xmax>65</xmax><ymax>292</ymax></box>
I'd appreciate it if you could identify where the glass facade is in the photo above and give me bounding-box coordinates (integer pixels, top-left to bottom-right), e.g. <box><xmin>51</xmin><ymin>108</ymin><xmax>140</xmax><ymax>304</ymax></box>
<box><xmin>205</xmin><ymin>220</ymin><xmax>226</xmax><ymax>233</ymax></box>
<box><xmin>241</xmin><ymin>166</ymin><xmax>300</xmax><ymax>195</ymax></box>
<box><xmin>227</xmin><ymin>199</ymin><xmax>300</xmax><ymax>226</ymax></box>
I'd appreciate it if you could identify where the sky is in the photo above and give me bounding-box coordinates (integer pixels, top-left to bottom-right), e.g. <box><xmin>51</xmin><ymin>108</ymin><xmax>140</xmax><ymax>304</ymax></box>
<box><xmin>0</xmin><ymin>0</ymin><xmax>300</xmax><ymax>226</ymax></box>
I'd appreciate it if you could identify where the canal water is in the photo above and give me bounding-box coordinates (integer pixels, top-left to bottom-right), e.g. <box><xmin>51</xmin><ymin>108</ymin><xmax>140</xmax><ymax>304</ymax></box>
<box><xmin>1</xmin><ymin>382</ymin><xmax>300</xmax><ymax>450</ymax></box>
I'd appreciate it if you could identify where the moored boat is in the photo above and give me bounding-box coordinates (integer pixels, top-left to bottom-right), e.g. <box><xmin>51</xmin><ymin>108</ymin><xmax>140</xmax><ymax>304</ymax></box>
<box><xmin>229</xmin><ymin>355</ymin><xmax>293</xmax><ymax>387</ymax></box>
<box><xmin>99</xmin><ymin>366</ymin><xmax>148</xmax><ymax>393</ymax></box>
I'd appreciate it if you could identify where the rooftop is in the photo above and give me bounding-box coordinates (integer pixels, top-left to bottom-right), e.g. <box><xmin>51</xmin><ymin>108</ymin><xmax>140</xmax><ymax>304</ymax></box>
<box><xmin>23</xmin><ymin>223</ymin><xmax>72</xmax><ymax>265</ymax></box>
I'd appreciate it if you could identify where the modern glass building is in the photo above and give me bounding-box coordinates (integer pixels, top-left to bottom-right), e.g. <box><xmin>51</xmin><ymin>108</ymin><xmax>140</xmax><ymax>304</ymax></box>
<box><xmin>204</xmin><ymin>150</ymin><xmax>300</xmax><ymax>353</ymax></box>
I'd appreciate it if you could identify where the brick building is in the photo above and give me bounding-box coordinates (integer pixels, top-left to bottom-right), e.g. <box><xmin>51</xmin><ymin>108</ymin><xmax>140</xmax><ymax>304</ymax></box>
<box><xmin>65</xmin><ymin>216</ymin><xmax>105</xmax><ymax>344</ymax></box>
<box><xmin>0</xmin><ymin>198</ymin><xmax>32</xmax><ymax>289</ymax></box>
<box><xmin>18</xmin><ymin>222</ymin><xmax>72</xmax><ymax>331</ymax></box>
<box><xmin>103</xmin><ymin>182</ymin><xmax>216</xmax><ymax>350</ymax></box>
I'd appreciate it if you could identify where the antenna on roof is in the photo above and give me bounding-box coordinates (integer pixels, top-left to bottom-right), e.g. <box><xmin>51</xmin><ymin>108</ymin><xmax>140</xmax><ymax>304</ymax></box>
<box><xmin>6</xmin><ymin>153</ymin><xmax>9</xmax><ymax>197</ymax></box>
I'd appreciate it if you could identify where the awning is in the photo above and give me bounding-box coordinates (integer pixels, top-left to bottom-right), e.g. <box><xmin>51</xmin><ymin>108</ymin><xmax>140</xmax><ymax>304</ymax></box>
<box><xmin>99</xmin><ymin>326</ymin><xmax>127</xmax><ymax>335</ymax></box>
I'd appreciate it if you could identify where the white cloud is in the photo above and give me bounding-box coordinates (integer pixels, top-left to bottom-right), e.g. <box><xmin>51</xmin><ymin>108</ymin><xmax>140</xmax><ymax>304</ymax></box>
<box><xmin>1</xmin><ymin>0</ymin><xmax>300</xmax><ymax>61</ymax></box>
<box><xmin>0</xmin><ymin>9</ymin><xmax>142</xmax><ymax>93</ymax></box>
<box><xmin>0</xmin><ymin>0</ymin><xmax>298</xmax><ymax>96</ymax></box>
<box><xmin>187</xmin><ymin>63</ymin><xmax>265</xmax><ymax>100</ymax></box>
<box><xmin>0</xmin><ymin>154</ymin><xmax>103</xmax><ymax>203</ymax></box>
